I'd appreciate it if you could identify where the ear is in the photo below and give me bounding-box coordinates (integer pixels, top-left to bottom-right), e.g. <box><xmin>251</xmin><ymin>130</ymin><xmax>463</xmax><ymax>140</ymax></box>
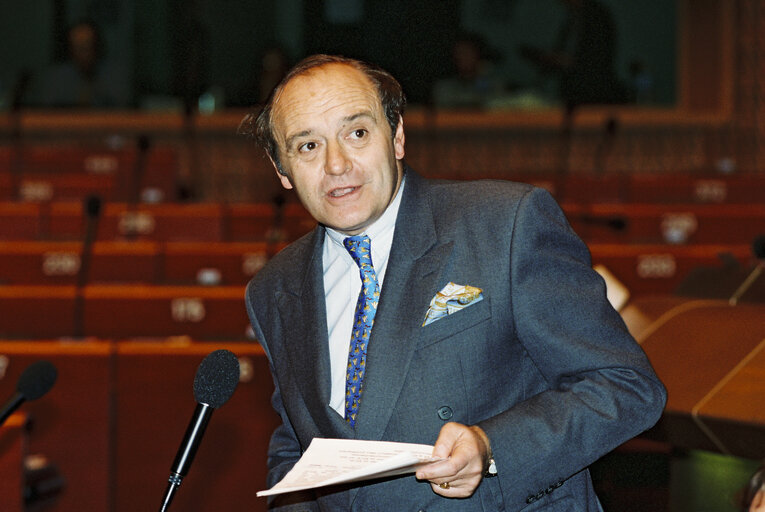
<box><xmin>268</xmin><ymin>154</ymin><xmax>294</xmax><ymax>190</ymax></box>
<box><xmin>393</xmin><ymin>118</ymin><xmax>405</xmax><ymax>160</ymax></box>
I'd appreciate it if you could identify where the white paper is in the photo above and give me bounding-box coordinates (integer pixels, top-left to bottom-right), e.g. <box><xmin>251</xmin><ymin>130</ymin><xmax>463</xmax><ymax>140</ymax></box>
<box><xmin>257</xmin><ymin>438</ymin><xmax>442</xmax><ymax>497</ymax></box>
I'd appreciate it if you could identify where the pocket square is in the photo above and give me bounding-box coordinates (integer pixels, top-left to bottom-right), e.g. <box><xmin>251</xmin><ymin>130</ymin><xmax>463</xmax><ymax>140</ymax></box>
<box><xmin>422</xmin><ymin>282</ymin><xmax>483</xmax><ymax>326</ymax></box>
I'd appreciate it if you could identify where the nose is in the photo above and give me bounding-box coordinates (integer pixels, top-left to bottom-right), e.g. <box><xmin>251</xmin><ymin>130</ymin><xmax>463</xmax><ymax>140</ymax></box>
<box><xmin>324</xmin><ymin>141</ymin><xmax>350</xmax><ymax>176</ymax></box>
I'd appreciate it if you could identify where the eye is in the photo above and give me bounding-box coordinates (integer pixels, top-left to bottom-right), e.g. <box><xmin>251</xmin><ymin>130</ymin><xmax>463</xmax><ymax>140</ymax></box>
<box><xmin>350</xmin><ymin>129</ymin><xmax>367</xmax><ymax>139</ymax></box>
<box><xmin>298</xmin><ymin>141</ymin><xmax>317</xmax><ymax>152</ymax></box>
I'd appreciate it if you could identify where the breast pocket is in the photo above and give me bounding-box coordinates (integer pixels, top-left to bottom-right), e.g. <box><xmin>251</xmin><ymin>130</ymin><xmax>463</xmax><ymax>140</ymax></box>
<box><xmin>417</xmin><ymin>295</ymin><xmax>491</xmax><ymax>349</ymax></box>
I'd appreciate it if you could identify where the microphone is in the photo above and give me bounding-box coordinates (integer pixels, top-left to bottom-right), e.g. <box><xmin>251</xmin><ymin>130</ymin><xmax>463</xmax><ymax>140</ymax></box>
<box><xmin>0</xmin><ymin>360</ymin><xmax>58</xmax><ymax>426</ymax></box>
<box><xmin>159</xmin><ymin>350</ymin><xmax>240</xmax><ymax>512</ymax></box>
<box><xmin>729</xmin><ymin>234</ymin><xmax>765</xmax><ymax>305</ymax></box>
<box><xmin>73</xmin><ymin>195</ymin><xmax>102</xmax><ymax>337</ymax></box>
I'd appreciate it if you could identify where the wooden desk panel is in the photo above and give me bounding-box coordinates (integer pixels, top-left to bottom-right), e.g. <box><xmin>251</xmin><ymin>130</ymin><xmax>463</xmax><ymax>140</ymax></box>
<box><xmin>161</xmin><ymin>241</ymin><xmax>277</xmax><ymax>285</ymax></box>
<box><xmin>0</xmin><ymin>286</ymin><xmax>76</xmax><ymax>338</ymax></box>
<box><xmin>0</xmin><ymin>241</ymin><xmax>159</xmax><ymax>285</ymax></box>
<box><xmin>0</xmin><ymin>341</ymin><xmax>112</xmax><ymax>512</ymax></box>
<box><xmin>83</xmin><ymin>285</ymin><xmax>250</xmax><ymax>340</ymax></box>
<box><xmin>624</xmin><ymin>299</ymin><xmax>765</xmax><ymax>457</ymax></box>
<box><xmin>695</xmin><ymin>338</ymin><xmax>765</xmax><ymax>459</ymax></box>
<box><xmin>0</xmin><ymin>413</ymin><xmax>26</xmax><ymax>512</ymax></box>
<box><xmin>0</xmin><ymin>202</ymin><xmax>42</xmax><ymax>240</ymax></box>
<box><xmin>225</xmin><ymin>203</ymin><xmax>315</xmax><ymax>242</ymax></box>
<box><xmin>97</xmin><ymin>204</ymin><xmax>225</xmax><ymax>242</ymax></box>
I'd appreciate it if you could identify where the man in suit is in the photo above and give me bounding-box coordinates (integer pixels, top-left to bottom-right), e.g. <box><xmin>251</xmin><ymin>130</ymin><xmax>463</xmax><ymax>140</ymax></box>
<box><xmin>241</xmin><ymin>54</ymin><xmax>666</xmax><ymax>511</ymax></box>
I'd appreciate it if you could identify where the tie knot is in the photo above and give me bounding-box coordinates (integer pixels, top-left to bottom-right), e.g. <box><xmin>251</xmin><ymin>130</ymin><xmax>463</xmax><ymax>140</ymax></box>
<box><xmin>343</xmin><ymin>235</ymin><xmax>373</xmax><ymax>269</ymax></box>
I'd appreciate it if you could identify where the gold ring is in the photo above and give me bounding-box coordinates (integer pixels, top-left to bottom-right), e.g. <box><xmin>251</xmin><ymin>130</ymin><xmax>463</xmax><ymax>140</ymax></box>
<box><xmin>439</xmin><ymin>482</ymin><xmax>450</xmax><ymax>489</ymax></box>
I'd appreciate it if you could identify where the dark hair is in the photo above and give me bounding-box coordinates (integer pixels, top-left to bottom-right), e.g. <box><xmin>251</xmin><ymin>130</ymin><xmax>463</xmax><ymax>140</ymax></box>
<box><xmin>238</xmin><ymin>54</ymin><xmax>406</xmax><ymax>175</ymax></box>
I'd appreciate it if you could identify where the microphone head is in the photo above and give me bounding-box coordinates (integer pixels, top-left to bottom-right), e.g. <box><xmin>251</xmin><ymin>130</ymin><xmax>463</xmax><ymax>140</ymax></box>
<box><xmin>753</xmin><ymin>234</ymin><xmax>765</xmax><ymax>260</ymax></box>
<box><xmin>17</xmin><ymin>360</ymin><xmax>58</xmax><ymax>400</ymax></box>
<box><xmin>85</xmin><ymin>195</ymin><xmax>102</xmax><ymax>218</ymax></box>
<box><xmin>193</xmin><ymin>350</ymin><xmax>239</xmax><ymax>408</ymax></box>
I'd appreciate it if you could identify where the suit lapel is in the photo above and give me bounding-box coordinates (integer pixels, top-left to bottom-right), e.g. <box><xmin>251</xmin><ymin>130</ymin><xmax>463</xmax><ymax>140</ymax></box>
<box><xmin>276</xmin><ymin>227</ymin><xmax>353</xmax><ymax>439</ymax></box>
<box><xmin>354</xmin><ymin>170</ymin><xmax>454</xmax><ymax>441</ymax></box>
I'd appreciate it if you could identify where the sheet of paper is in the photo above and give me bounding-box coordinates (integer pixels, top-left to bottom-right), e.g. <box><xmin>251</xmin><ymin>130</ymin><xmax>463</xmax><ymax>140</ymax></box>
<box><xmin>257</xmin><ymin>438</ymin><xmax>442</xmax><ymax>497</ymax></box>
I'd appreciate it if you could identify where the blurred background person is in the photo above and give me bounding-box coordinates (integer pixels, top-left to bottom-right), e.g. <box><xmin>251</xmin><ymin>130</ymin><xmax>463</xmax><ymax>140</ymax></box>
<box><xmin>519</xmin><ymin>0</ymin><xmax>627</xmax><ymax>110</ymax></box>
<box><xmin>431</xmin><ymin>32</ymin><xmax>506</xmax><ymax>109</ymax></box>
<box><xmin>33</xmin><ymin>19</ymin><xmax>130</xmax><ymax>108</ymax></box>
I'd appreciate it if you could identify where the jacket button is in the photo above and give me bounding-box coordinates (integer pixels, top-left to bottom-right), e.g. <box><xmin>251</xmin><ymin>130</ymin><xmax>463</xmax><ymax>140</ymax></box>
<box><xmin>437</xmin><ymin>406</ymin><xmax>453</xmax><ymax>420</ymax></box>
<box><xmin>526</xmin><ymin>495</ymin><xmax>536</xmax><ymax>504</ymax></box>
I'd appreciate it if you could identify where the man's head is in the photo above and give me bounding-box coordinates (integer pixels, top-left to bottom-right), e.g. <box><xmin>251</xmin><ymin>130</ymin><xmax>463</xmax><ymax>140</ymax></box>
<box><xmin>68</xmin><ymin>20</ymin><xmax>101</xmax><ymax>75</ymax></box>
<box><xmin>241</xmin><ymin>55</ymin><xmax>407</xmax><ymax>235</ymax></box>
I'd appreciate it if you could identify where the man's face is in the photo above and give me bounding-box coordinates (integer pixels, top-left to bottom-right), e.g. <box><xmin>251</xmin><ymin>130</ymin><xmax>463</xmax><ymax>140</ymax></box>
<box><xmin>270</xmin><ymin>63</ymin><xmax>405</xmax><ymax>236</ymax></box>
<box><xmin>69</xmin><ymin>25</ymin><xmax>97</xmax><ymax>72</ymax></box>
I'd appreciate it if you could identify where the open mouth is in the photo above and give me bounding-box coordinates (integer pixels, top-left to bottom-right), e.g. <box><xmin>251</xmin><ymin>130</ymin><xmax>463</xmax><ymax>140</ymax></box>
<box><xmin>329</xmin><ymin>186</ymin><xmax>359</xmax><ymax>198</ymax></box>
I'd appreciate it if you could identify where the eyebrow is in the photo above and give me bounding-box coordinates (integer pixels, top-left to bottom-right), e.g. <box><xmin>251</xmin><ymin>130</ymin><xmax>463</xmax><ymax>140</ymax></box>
<box><xmin>283</xmin><ymin>111</ymin><xmax>378</xmax><ymax>150</ymax></box>
<box><xmin>285</xmin><ymin>130</ymin><xmax>313</xmax><ymax>150</ymax></box>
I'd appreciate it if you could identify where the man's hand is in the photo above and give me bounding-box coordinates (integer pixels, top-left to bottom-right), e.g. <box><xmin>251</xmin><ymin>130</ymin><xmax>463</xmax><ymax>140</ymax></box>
<box><xmin>415</xmin><ymin>422</ymin><xmax>492</xmax><ymax>498</ymax></box>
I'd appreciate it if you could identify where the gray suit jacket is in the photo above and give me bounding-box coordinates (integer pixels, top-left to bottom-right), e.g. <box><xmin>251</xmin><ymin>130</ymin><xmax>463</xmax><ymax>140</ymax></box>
<box><xmin>245</xmin><ymin>168</ymin><xmax>666</xmax><ymax>511</ymax></box>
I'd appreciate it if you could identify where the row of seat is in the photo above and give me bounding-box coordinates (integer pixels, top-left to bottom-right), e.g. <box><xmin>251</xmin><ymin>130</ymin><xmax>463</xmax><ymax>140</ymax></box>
<box><xmin>0</xmin><ymin>240</ymin><xmax>283</xmax><ymax>286</ymax></box>
<box><xmin>0</xmin><ymin>200</ymin><xmax>315</xmax><ymax>242</ymax></box>
<box><xmin>0</xmin><ymin>144</ymin><xmax>179</xmax><ymax>203</ymax></box>
<box><xmin>0</xmin><ymin>240</ymin><xmax>754</xmax><ymax>296</ymax></box>
<box><xmin>0</xmin><ymin>340</ymin><xmax>278</xmax><ymax>512</ymax></box>
<box><xmin>0</xmin><ymin>199</ymin><xmax>762</xmax><ymax>245</ymax></box>
<box><xmin>3</xmin><ymin>140</ymin><xmax>765</xmax><ymax>205</ymax></box>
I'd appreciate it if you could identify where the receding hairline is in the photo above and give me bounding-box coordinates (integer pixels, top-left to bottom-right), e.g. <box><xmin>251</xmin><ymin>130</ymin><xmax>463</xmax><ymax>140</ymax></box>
<box><xmin>271</xmin><ymin>62</ymin><xmax>380</xmax><ymax>120</ymax></box>
<box><xmin>270</xmin><ymin>63</ymin><xmax>386</xmax><ymax>147</ymax></box>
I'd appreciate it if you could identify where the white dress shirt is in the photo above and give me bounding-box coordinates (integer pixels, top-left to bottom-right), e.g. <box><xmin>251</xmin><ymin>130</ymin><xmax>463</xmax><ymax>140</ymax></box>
<box><xmin>323</xmin><ymin>176</ymin><xmax>406</xmax><ymax>416</ymax></box>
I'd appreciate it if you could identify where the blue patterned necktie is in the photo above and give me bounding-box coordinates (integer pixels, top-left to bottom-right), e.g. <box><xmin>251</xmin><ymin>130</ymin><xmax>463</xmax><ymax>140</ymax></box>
<box><xmin>342</xmin><ymin>235</ymin><xmax>380</xmax><ymax>428</ymax></box>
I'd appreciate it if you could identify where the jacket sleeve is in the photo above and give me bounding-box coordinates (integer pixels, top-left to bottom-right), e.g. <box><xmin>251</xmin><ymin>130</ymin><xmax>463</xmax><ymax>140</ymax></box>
<box><xmin>478</xmin><ymin>187</ymin><xmax>667</xmax><ymax>507</ymax></box>
<box><xmin>245</xmin><ymin>281</ymin><xmax>319</xmax><ymax>512</ymax></box>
